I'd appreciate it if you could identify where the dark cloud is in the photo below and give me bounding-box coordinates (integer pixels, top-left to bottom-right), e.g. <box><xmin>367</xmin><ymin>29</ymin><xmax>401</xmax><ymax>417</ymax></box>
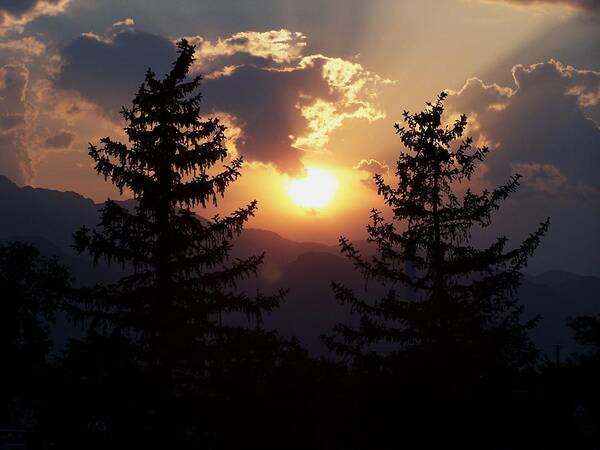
<box><xmin>203</xmin><ymin>61</ymin><xmax>335</xmax><ymax>174</ymax></box>
<box><xmin>447</xmin><ymin>60</ymin><xmax>600</xmax><ymax>275</ymax></box>
<box><xmin>0</xmin><ymin>0</ymin><xmax>71</xmax><ymax>34</ymax></box>
<box><xmin>44</xmin><ymin>130</ymin><xmax>74</xmax><ymax>148</ymax></box>
<box><xmin>0</xmin><ymin>113</ymin><xmax>23</xmax><ymax>129</ymax></box>
<box><xmin>58</xmin><ymin>26</ymin><xmax>176</xmax><ymax>115</ymax></box>
<box><xmin>192</xmin><ymin>31</ymin><xmax>387</xmax><ymax>172</ymax></box>
<box><xmin>57</xmin><ymin>27</ymin><xmax>319</xmax><ymax>173</ymax></box>
<box><xmin>0</xmin><ymin>0</ymin><xmax>39</xmax><ymax>16</ymax></box>
<box><xmin>448</xmin><ymin>60</ymin><xmax>600</xmax><ymax>190</ymax></box>
<box><xmin>57</xmin><ymin>28</ymin><xmax>387</xmax><ymax>174</ymax></box>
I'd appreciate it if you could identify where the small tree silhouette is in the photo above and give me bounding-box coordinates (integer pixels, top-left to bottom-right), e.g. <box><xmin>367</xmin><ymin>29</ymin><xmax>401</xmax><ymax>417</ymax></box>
<box><xmin>71</xmin><ymin>39</ymin><xmax>284</xmax><ymax>443</ymax></box>
<box><xmin>566</xmin><ymin>313</ymin><xmax>600</xmax><ymax>445</ymax></box>
<box><xmin>324</xmin><ymin>93</ymin><xmax>549</xmax><ymax>380</ymax></box>
<box><xmin>570</xmin><ymin>314</ymin><xmax>600</xmax><ymax>354</ymax></box>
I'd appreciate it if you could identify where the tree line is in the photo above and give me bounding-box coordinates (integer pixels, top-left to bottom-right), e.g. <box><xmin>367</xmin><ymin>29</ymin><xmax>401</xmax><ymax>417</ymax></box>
<box><xmin>1</xmin><ymin>40</ymin><xmax>598</xmax><ymax>450</ymax></box>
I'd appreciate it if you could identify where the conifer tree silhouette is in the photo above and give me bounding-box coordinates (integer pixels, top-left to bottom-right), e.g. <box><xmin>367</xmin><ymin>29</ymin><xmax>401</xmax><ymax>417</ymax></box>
<box><xmin>0</xmin><ymin>242</ymin><xmax>70</xmax><ymax>431</ymax></box>
<box><xmin>324</xmin><ymin>93</ymin><xmax>549</xmax><ymax>380</ymax></box>
<box><xmin>71</xmin><ymin>39</ymin><xmax>284</xmax><ymax>444</ymax></box>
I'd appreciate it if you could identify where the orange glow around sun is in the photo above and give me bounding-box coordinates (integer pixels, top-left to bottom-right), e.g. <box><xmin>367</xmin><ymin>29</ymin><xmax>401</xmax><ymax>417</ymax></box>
<box><xmin>286</xmin><ymin>168</ymin><xmax>339</xmax><ymax>209</ymax></box>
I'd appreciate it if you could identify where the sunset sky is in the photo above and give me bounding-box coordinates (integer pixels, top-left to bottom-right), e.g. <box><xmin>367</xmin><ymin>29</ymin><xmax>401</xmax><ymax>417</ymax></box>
<box><xmin>1</xmin><ymin>0</ymin><xmax>599</xmax><ymax>275</ymax></box>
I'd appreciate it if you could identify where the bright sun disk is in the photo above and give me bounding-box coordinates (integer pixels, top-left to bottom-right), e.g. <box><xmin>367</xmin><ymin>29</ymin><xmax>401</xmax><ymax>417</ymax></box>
<box><xmin>287</xmin><ymin>168</ymin><xmax>339</xmax><ymax>209</ymax></box>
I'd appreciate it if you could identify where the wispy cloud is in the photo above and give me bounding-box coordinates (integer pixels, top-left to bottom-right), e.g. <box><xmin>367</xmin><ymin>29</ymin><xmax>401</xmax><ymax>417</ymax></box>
<box><xmin>481</xmin><ymin>0</ymin><xmax>600</xmax><ymax>13</ymax></box>
<box><xmin>354</xmin><ymin>158</ymin><xmax>389</xmax><ymax>190</ymax></box>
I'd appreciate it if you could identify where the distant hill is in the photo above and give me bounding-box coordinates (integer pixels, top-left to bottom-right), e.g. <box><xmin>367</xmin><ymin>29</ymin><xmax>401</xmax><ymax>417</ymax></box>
<box><xmin>0</xmin><ymin>174</ymin><xmax>336</xmax><ymax>269</ymax></box>
<box><xmin>521</xmin><ymin>274</ymin><xmax>600</xmax><ymax>357</ymax></box>
<box><xmin>0</xmin><ymin>175</ymin><xmax>100</xmax><ymax>251</ymax></box>
<box><xmin>258</xmin><ymin>251</ymin><xmax>600</xmax><ymax>356</ymax></box>
<box><xmin>0</xmin><ymin>175</ymin><xmax>135</xmax><ymax>254</ymax></box>
<box><xmin>1</xmin><ymin>175</ymin><xmax>598</xmax><ymax>357</ymax></box>
<box><xmin>529</xmin><ymin>270</ymin><xmax>581</xmax><ymax>287</ymax></box>
<box><xmin>232</xmin><ymin>228</ymin><xmax>338</xmax><ymax>276</ymax></box>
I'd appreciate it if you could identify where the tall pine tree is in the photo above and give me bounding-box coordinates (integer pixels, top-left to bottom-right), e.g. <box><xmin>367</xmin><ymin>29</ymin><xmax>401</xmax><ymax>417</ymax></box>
<box><xmin>72</xmin><ymin>39</ymin><xmax>283</xmax><ymax>444</ymax></box>
<box><xmin>324</xmin><ymin>92</ymin><xmax>549</xmax><ymax>380</ymax></box>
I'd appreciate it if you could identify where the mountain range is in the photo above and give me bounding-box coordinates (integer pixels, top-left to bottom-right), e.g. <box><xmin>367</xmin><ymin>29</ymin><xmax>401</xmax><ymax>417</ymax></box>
<box><xmin>1</xmin><ymin>175</ymin><xmax>598</xmax><ymax>358</ymax></box>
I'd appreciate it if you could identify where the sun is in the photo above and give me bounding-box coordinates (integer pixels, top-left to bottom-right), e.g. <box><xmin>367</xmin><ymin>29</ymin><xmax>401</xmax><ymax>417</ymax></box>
<box><xmin>287</xmin><ymin>168</ymin><xmax>339</xmax><ymax>209</ymax></box>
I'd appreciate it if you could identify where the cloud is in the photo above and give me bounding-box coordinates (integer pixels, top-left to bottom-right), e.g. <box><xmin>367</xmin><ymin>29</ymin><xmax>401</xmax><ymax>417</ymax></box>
<box><xmin>446</xmin><ymin>59</ymin><xmax>600</xmax><ymax>275</ymax></box>
<box><xmin>479</xmin><ymin>0</ymin><xmax>600</xmax><ymax>17</ymax></box>
<box><xmin>292</xmin><ymin>56</ymin><xmax>388</xmax><ymax>151</ymax></box>
<box><xmin>0</xmin><ymin>36</ymin><xmax>45</xmax><ymax>56</ymax></box>
<box><xmin>0</xmin><ymin>63</ymin><xmax>27</xmax><ymax>112</ymax></box>
<box><xmin>57</xmin><ymin>20</ymin><xmax>176</xmax><ymax>115</ymax></box>
<box><xmin>0</xmin><ymin>63</ymin><xmax>31</xmax><ymax>183</ymax></box>
<box><xmin>0</xmin><ymin>61</ymin><xmax>126</xmax><ymax>187</ymax></box>
<box><xmin>447</xmin><ymin>59</ymin><xmax>600</xmax><ymax>191</ymax></box>
<box><xmin>354</xmin><ymin>158</ymin><xmax>389</xmax><ymax>190</ymax></box>
<box><xmin>57</xmin><ymin>26</ymin><xmax>388</xmax><ymax>174</ymax></box>
<box><xmin>44</xmin><ymin>130</ymin><xmax>74</xmax><ymax>148</ymax></box>
<box><xmin>190</xmin><ymin>31</ymin><xmax>388</xmax><ymax>173</ymax></box>
<box><xmin>17</xmin><ymin>77</ymin><xmax>128</xmax><ymax>197</ymax></box>
<box><xmin>202</xmin><ymin>53</ymin><xmax>387</xmax><ymax>173</ymax></box>
<box><xmin>201</xmin><ymin>60</ymin><xmax>329</xmax><ymax>174</ymax></box>
<box><xmin>185</xmin><ymin>29</ymin><xmax>307</xmax><ymax>77</ymax></box>
<box><xmin>510</xmin><ymin>162</ymin><xmax>567</xmax><ymax>193</ymax></box>
<box><xmin>0</xmin><ymin>0</ymin><xmax>72</xmax><ymax>35</ymax></box>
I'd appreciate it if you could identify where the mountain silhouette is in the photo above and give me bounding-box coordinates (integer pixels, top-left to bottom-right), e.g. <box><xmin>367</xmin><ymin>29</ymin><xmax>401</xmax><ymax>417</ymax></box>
<box><xmin>1</xmin><ymin>174</ymin><xmax>598</xmax><ymax>356</ymax></box>
<box><xmin>529</xmin><ymin>270</ymin><xmax>581</xmax><ymax>287</ymax></box>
